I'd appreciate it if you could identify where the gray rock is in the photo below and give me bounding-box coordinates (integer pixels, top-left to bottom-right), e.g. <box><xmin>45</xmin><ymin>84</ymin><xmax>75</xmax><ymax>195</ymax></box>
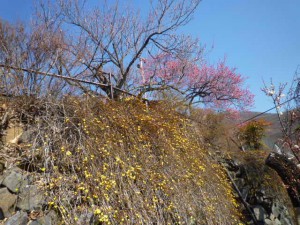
<box><xmin>0</xmin><ymin>208</ymin><xmax>4</xmax><ymax>220</ymax></box>
<box><xmin>265</xmin><ymin>217</ymin><xmax>282</xmax><ymax>225</ymax></box>
<box><xmin>1</xmin><ymin>168</ymin><xmax>29</xmax><ymax>193</ymax></box>
<box><xmin>17</xmin><ymin>185</ymin><xmax>45</xmax><ymax>211</ymax></box>
<box><xmin>240</xmin><ymin>185</ymin><xmax>250</xmax><ymax>200</ymax></box>
<box><xmin>295</xmin><ymin>207</ymin><xmax>300</xmax><ymax>225</ymax></box>
<box><xmin>0</xmin><ymin>162</ymin><xmax>4</xmax><ymax>174</ymax></box>
<box><xmin>262</xmin><ymin>197</ymin><xmax>272</xmax><ymax>208</ymax></box>
<box><xmin>4</xmin><ymin>211</ymin><xmax>28</xmax><ymax>225</ymax></box>
<box><xmin>28</xmin><ymin>211</ymin><xmax>59</xmax><ymax>225</ymax></box>
<box><xmin>28</xmin><ymin>221</ymin><xmax>41</xmax><ymax>225</ymax></box>
<box><xmin>0</xmin><ymin>187</ymin><xmax>17</xmax><ymax>218</ymax></box>
<box><xmin>37</xmin><ymin>210</ymin><xmax>59</xmax><ymax>225</ymax></box>
<box><xmin>253</xmin><ymin>205</ymin><xmax>266</xmax><ymax>222</ymax></box>
<box><xmin>269</xmin><ymin>213</ymin><xmax>275</xmax><ymax>221</ymax></box>
<box><xmin>78</xmin><ymin>212</ymin><xmax>94</xmax><ymax>225</ymax></box>
<box><xmin>271</xmin><ymin>202</ymin><xmax>280</xmax><ymax>218</ymax></box>
<box><xmin>280</xmin><ymin>217</ymin><xmax>293</xmax><ymax>225</ymax></box>
<box><xmin>224</xmin><ymin>158</ymin><xmax>295</xmax><ymax>225</ymax></box>
<box><xmin>18</xmin><ymin>129</ymin><xmax>34</xmax><ymax>144</ymax></box>
<box><xmin>235</xmin><ymin>178</ymin><xmax>246</xmax><ymax>188</ymax></box>
<box><xmin>265</xmin><ymin>218</ymin><xmax>273</xmax><ymax>225</ymax></box>
<box><xmin>274</xmin><ymin>218</ymin><xmax>282</xmax><ymax>225</ymax></box>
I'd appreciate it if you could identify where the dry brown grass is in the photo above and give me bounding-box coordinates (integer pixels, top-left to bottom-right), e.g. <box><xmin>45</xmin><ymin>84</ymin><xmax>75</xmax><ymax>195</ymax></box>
<box><xmin>1</xmin><ymin>95</ymin><xmax>243</xmax><ymax>224</ymax></box>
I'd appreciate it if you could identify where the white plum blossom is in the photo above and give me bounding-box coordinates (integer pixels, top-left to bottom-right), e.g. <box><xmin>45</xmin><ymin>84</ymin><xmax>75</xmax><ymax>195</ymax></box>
<box><xmin>263</xmin><ymin>84</ymin><xmax>276</xmax><ymax>96</ymax></box>
<box><xmin>267</xmin><ymin>90</ymin><xmax>275</xmax><ymax>96</ymax></box>
<box><xmin>279</xmin><ymin>93</ymin><xmax>285</xmax><ymax>98</ymax></box>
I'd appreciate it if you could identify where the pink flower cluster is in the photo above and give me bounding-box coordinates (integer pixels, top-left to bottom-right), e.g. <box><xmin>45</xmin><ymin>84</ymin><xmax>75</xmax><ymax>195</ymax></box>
<box><xmin>142</xmin><ymin>53</ymin><xmax>254</xmax><ymax>111</ymax></box>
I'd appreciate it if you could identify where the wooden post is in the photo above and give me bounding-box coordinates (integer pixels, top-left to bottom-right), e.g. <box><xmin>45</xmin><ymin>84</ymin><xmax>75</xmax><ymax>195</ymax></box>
<box><xmin>109</xmin><ymin>73</ymin><xmax>113</xmax><ymax>99</ymax></box>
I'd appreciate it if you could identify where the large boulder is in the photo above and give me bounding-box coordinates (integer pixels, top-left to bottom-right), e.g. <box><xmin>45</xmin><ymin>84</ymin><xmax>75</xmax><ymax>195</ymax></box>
<box><xmin>0</xmin><ymin>187</ymin><xmax>17</xmax><ymax>218</ymax></box>
<box><xmin>4</xmin><ymin>211</ymin><xmax>28</xmax><ymax>225</ymax></box>
<box><xmin>17</xmin><ymin>185</ymin><xmax>45</xmax><ymax>211</ymax></box>
<box><xmin>0</xmin><ymin>167</ymin><xmax>30</xmax><ymax>193</ymax></box>
<box><xmin>252</xmin><ymin>205</ymin><xmax>266</xmax><ymax>222</ymax></box>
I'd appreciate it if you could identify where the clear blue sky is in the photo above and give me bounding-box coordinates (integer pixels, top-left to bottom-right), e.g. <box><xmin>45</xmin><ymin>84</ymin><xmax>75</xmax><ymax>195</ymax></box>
<box><xmin>1</xmin><ymin>0</ymin><xmax>300</xmax><ymax>112</ymax></box>
<box><xmin>189</xmin><ymin>0</ymin><xmax>300</xmax><ymax>112</ymax></box>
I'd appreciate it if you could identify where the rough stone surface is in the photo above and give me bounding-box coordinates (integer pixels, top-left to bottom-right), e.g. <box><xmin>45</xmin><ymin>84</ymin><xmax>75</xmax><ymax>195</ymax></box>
<box><xmin>4</xmin><ymin>126</ymin><xmax>23</xmax><ymax>145</ymax></box>
<box><xmin>17</xmin><ymin>185</ymin><xmax>44</xmax><ymax>211</ymax></box>
<box><xmin>28</xmin><ymin>220</ymin><xmax>41</xmax><ymax>225</ymax></box>
<box><xmin>28</xmin><ymin>210</ymin><xmax>59</xmax><ymax>225</ymax></box>
<box><xmin>265</xmin><ymin>218</ymin><xmax>273</xmax><ymax>225</ymax></box>
<box><xmin>224</xmin><ymin>158</ymin><xmax>296</xmax><ymax>225</ymax></box>
<box><xmin>281</xmin><ymin>217</ymin><xmax>294</xmax><ymax>225</ymax></box>
<box><xmin>0</xmin><ymin>187</ymin><xmax>17</xmax><ymax>218</ymax></box>
<box><xmin>274</xmin><ymin>218</ymin><xmax>282</xmax><ymax>225</ymax></box>
<box><xmin>253</xmin><ymin>205</ymin><xmax>266</xmax><ymax>222</ymax></box>
<box><xmin>0</xmin><ymin>162</ymin><xmax>4</xmax><ymax>175</ymax></box>
<box><xmin>265</xmin><ymin>218</ymin><xmax>281</xmax><ymax>225</ymax></box>
<box><xmin>1</xmin><ymin>168</ymin><xmax>29</xmax><ymax>193</ymax></box>
<box><xmin>272</xmin><ymin>203</ymin><xmax>279</xmax><ymax>218</ymax></box>
<box><xmin>0</xmin><ymin>208</ymin><xmax>5</xmax><ymax>220</ymax></box>
<box><xmin>78</xmin><ymin>212</ymin><xmax>95</xmax><ymax>225</ymax></box>
<box><xmin>18</xmin><ymin>129</ymin><xmax>34</xmax><ymax>144</ymax></box>
<box><xmin>295</xmin><ymin>207</ymin><xmax>300</xmax><ymax>225</ymax></box>
<box><xmin>4</xmin><ymin>211</ymin><xmax>28</xmax><ymax>225</ymax></box>
<box><xmin>269</xmin><ymin>213</ymin><xmax>275</xmax><ymax>221</ymax></box>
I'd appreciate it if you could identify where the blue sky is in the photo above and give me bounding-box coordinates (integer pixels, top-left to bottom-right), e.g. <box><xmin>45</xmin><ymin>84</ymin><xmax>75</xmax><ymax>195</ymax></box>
<box><xmin>1</xmin><ymin>0</ymin><xmax>300</xmax><ymax>112</ymax></box>
<box><xmin>189</xmin><ymin>0</ymin><xmax>300</xmax><ymax>112</ymax></box>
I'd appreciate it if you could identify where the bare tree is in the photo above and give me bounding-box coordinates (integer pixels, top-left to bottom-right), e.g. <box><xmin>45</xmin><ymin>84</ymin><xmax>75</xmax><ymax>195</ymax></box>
<box><xmin>0</xmin><ymin>0</ymin><xmax>253</xmax><ymax>112</ymax></box>
<box><xmin>33</xmin><ymin>0</ymin><xmax>202</xmax><ymax>97</ymax></box>
<box><xmin>0</xmin><ymin>15</ymin><xmax>72</xmax><ymax>96</ymax></box>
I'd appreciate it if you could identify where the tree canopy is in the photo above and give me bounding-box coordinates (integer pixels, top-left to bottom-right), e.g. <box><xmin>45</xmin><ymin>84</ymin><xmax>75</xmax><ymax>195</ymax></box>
<box><xmin>0</xmin><ymin>0</ymin><xmax>253</xmax><ymax>111</ymax></box>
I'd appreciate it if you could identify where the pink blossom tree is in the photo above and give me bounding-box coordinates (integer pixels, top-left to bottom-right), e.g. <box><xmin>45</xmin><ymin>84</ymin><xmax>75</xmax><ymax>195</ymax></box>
<box><xmin>0</xmin><ymin>0</ymin><xmax>253</xmax><ymax>113</ymax></box>
<box><xmin>140</xmin><ymin>53</ymin><xmax>254</xmax><ymax>111</ymax></box>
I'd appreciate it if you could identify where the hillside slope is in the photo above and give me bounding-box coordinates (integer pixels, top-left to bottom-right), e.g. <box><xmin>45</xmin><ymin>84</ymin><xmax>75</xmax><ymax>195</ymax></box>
<box><xmin>0</xmin><ymin>96</ymin><xmax>296</xmax><ymax>225</ymax></box>
<box><xmin>0</xmin><ymin>96</ymin><xmax>242</xmax><ymax>225</ymax></box>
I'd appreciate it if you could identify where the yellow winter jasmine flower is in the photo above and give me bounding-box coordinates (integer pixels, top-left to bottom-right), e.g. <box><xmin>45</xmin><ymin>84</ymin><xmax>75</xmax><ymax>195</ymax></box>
<box><xmin>94</xmin><ymin>209</ymin><xmax>101</xmax><ymax>215</ymax></box>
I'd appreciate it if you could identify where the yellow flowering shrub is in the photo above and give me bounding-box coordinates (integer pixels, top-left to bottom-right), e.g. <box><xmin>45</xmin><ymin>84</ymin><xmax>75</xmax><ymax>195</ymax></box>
<box><xmin>7</xmin><ymin>96</ymin><xmax>243</xmax><ymax>224</ymax></box>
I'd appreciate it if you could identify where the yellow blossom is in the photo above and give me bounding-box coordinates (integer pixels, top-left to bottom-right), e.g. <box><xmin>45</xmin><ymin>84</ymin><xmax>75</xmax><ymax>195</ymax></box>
<box><xmin>94</xmin><ymin>209</ymin><xmax>101</xmax><ymax>215</ymax></box>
